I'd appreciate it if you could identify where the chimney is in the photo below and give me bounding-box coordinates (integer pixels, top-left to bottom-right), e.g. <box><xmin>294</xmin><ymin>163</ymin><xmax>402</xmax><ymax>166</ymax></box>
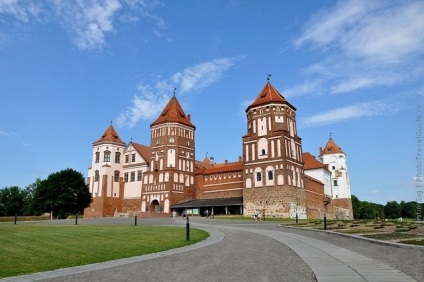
<box><xmin>319</xmin><ymin>147</ymin><xmax>322</xmax><ymax>154</ymax></box>
<box><xmin>225</xmin><ymin>160</ymin><xmax>228</xmax><ymax>165</ymax></box>
<box><xmin>238</xmin><ymin>156</ymin><xmax>242</xmax><ymax>162</ymax></box>
<box><xmin>187</xmin><ymin>114</ymin><xmax>191</xmax><ymax>121</ymax></box>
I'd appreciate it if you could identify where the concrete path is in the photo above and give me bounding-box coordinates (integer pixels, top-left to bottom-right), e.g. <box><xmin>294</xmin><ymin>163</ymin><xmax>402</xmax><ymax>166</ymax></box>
<box><xmin>2</xmin><ymin>217</ymin><xmax>423</xmax><ymax>282</ymax></box>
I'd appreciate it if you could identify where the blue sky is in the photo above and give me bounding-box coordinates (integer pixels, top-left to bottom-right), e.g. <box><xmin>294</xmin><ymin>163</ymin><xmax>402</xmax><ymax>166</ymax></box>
<box><xmin>1</xmin><ymin>0</ymin><xmax>423</xmax><ymax>205</ymax></box>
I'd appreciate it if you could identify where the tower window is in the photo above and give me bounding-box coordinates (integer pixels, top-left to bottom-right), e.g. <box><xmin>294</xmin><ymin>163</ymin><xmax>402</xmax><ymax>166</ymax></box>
<box><xmin>115</xmin><ymin>152</ymin><xmax>121</xmax><ymax>163</ymax></box>
<box><xmin>94</xmin><ymin>170</ymin><xmax>99</xmax><ymax>182</ymax></box>
<box><xmin>95</xmin><ymin>152</ymin><xmax>100</xmax><ymax>163</ymax></box>
<box><xmin>268</xmin><ymin>171</ymin><xmax>273</xmax><ymax>180</ymax></box>
<box><xmin>104</xmin><ymin>151</ymin><xmax>111</xmax><ymax>162</ymax></box>
<box><xmin>256</xmin><ymin>172</ymin><xmax>262</xmax><ymax>182</ymax></box>
<box><xmin>333</xmin><ymin>179</ymin><xmax>338</xmax><ymax>186</ymax></box>
<box><xmin>114</xmin><ymin>171</ymin><xmax>120</xmax><ymax>182</ymax></box>
<box><xmin>261</xmin><ymin>149</ymin><xmax>266</xmax><ymax>155</ymax></box>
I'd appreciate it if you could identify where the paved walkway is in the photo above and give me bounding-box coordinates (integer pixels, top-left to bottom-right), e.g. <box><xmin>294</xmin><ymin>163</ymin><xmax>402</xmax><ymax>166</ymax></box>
<box><xmin>2</xmin><ymin>217</ymin><xmax>423</xmax><ymax>282</ymax></box>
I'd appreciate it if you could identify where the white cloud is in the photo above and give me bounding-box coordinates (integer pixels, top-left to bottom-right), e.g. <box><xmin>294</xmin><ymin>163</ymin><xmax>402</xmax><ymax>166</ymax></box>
<box><xmin>0</xmin><ymin>129</ymin><xmax>11</xmax><ymax>137</ymax></box>
<box><xmin>0</xmin><ymin>0</ymin><xmax>165</xmax><ymax>50</ymax></box>
<box><xmin>116</xmin><ymin>56</ymin><xmax>244</xmax><ymax>128</ymax></box>
<box><xmin>282</xmin><ymin>79</ymin><xmax>324</xmax><ymax>98</ymax></box>
<box><xmin>293</xmin><ymin>0</ymin><xmax>424</xmax><ymax>95</ymax></box>
<box><xmin>301</xmin><ymin>99</ymin><xmax>400</xmax><ymax>127</ymax></box>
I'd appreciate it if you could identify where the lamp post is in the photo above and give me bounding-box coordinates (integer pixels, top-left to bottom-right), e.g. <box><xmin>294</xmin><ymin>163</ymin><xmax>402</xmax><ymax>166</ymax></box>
<box><xmin>186</xmin><ymin>215</ymin><xmax>190</xmax><ymax>241</ymax></box>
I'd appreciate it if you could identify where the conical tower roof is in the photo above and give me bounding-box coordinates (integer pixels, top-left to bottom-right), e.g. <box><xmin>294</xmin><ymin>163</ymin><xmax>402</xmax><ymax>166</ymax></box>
<box><xmin>151</xmin><ymin>96</ymin><xmax>195</xmax><ymax>128</ymax></box>
<box><xmin>246</xmin><ymin>81</ymin><xmax>295</xmax><ymax>112</ymax></box>
<box><xmin>93</xmin><ymin>124</ymin><xmax>125</xmax><ymax>145</ymax></box>
<box><xmin>320</xmin><ymin>138</ymin><xmax>344</xmax><ymax>156</ymax></box>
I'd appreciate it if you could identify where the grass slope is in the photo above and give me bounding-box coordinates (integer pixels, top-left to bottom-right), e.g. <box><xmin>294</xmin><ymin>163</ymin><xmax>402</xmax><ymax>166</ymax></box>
<box><xmin>0</xmin><ymin>225</ymin><xmax>209</xmax><ymax>278</ymax></box>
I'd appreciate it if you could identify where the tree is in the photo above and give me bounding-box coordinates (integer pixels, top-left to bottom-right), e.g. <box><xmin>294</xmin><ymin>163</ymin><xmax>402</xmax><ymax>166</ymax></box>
<box><xmin>399</xmin><ymin>201</ymin><xmax>418</xmax><ymax>219</ymax></box>
<box><xmin>384</xmin><ymin>201</ymin><xmax>400</xmax><ymax>219</ymax></box>
<box><xmin>34</xmin><ymin>169</ymin><xmax>92</xmax><ymax>219</ymax></box>
<box><xmin>351</xmin><ymin>195</ymin><xmax>362</xmax><ymax>219</ymax></box>
<box><xmin>0</xmin><ymin>186</ymin><xmax>27</xmax><ymax>216</ymax></box>
<box><xmin>22</xmin><ymin>178</ymin><xmax>44</xmax><ymax>216</ymax></box>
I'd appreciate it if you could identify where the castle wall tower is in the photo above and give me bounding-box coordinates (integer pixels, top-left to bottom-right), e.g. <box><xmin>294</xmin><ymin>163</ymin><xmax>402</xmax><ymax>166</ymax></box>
<box><xmin>319</xmin><ymin>137</ymin><xmax>351</xmax><ymax>199</ymax></box>
<box><xmin>84</xmin><ymin>124</ymin><xmax>126</xmax><ymax>217</ymax></box>
<box><xmin>319</xmin><ymin>137</ymin><xmax>353</xmax><ymax>219</ymax></box>
<box><xmin>141</xmin><ymin>95</ymin><xmax>196</xmax><ymax>213</ymax></box>
<box><xmin>242</xmin><ymin>81</ymin><xmax>307</xmax><ymax>218</ymax></box>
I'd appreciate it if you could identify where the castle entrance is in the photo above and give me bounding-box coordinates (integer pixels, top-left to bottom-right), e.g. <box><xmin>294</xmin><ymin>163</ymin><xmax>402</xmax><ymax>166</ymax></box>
<box><xmin>151</xmin><ymin>200</ymin><xmax>160</xmax><ymax>212</ymax></box>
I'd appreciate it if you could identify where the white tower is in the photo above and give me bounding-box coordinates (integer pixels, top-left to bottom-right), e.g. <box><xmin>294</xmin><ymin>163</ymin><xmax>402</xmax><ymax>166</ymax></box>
<box><xmin>319</xmin><ymin>137</ymin><xmax>351</xmax><ymax>199</ymax></box>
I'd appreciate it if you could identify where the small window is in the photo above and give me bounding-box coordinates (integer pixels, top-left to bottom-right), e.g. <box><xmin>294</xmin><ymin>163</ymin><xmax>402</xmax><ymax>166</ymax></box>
<box><xmin>261</xmin><ymin>149</ymin><xmax>266</xmax><ymax>155</ymax></box>
<box><xmin>95</xmin><ymin>152</ymin><xmax>100</xmax><ymax>163</ymax></box>
<box><xmin>125</xmin><ymin>155</ymin><xmax>129</xmax><ymax>163</ymax></box>
<box><xmin>130</xmin><ymin>172</ymin><xmax>135</xmax><ymax>182</ymax></box>
<box><xmin>115</xmin><ymin>152</ymin><xmax>121</xmax><ymax>163</ymax></box>
<box><xmin>333</xmin><ymin>179</ymin><xmax>338</xmax><ymax>186</ymax></box>
<box><xmin>332</xmin><ymin>166</ymin><xmax>335</xmax><ymax>170</ymax></box>
<box><xmin>114</xmin><ymin>171</ymin><xmax>120</xmax><ymax>182</ymax></box>
<box><xmin>104</xmin><ymin>151</ymin><xmax>111</xmax><ymax>162</ymax></box>
<box><xmin>256</xmin><ymin>172</ymin><xmax>262</xmax><ymax>182</ymax></box>
<box><xmin>137</xmin><ymin>171</ymin><xmax>142</xmax><ymax>181</ymax></box>
<box><xmin>94</xmin><ymin>170</ymin><xmax>99</xmax><ymax>182</ymax></box>
<box><xmin>124</xmin><ymin>173</ymin><xmax>129</xmax><ymax>182</ymax></box>
<box><xmin>132</xmin><ymin>154</ymin><xmax>136</xmax><ymax>162</ymax></box>
<box><xmin>268</xmin><ymin>171</ymin><xmax>273</xmax><ymax>180</ymax></box>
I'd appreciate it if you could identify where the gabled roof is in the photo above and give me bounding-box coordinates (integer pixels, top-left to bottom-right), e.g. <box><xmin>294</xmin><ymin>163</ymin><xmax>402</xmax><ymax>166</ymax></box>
<box><xmin>202</xmin><ymin>161</ymin><xmax>243</xmax><ymax>174</ymax></box>
<box><xmin>94</xmin><ymin>125</ymin><xmax>125</xmax><ymax>145</ymax></box>
<box><xmin>246</xmin><ymin>81</ymin><xmax>295</xmax><ymax>112</ymax></box>
<box><xmin>131</xmin><ymin>142</ymin><xmax>151</xmax><ymax>163</ymax></box>
<box><xmin>303</xmin><ymin>152</ymin><xmax>326</xmax><ymax>170</ymax></box>
<box><xmin>151</xmin><ymin>96</ymin><xmax>195</xmax><ymax>128</ymax></box>
<box><xmin>320</xmin><ymin>138</ymin><xmax>345</xmax><ymax>156</ymax></box>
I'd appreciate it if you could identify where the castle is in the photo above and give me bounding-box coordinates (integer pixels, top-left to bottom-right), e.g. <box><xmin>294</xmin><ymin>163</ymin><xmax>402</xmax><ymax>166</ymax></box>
<box><xmin>84</xmin><ymin>81</ymin><xmax>353</xmax><ymax>219</ymax></box>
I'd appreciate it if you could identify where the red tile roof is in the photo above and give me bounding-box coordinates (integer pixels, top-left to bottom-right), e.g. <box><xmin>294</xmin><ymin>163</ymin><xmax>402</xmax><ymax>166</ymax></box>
<box><xmin>303</xmin><ymin>152</ymin><xmax>326</xmax><ymax>170</ymax></box>
<box><xmin>132</xmin><ymin>142</ymin><xmax>151</xmax><ymax>163</ymax></box>
<box><xmin>320</xmin><ymin>138</ymin><xmax>344</xmax><ymax>156</ymax></box>
<box><xmin>202</xmin><ymin>161</ymin><xmax>243</xmax><ymax>174</ymax></box>
<box><xmin>246</xmin><ymin>81</ymin><xmax>295</xmax><ymax>112</ymax></box>
<box><xmin>151</xmin><ymin>96</ymin><xmax>195</xmax><ymax>128</ymax></box>
<box><xmin>94</xmin><ymin>125</ymin><xmax>125</xmax><ymax>145</ymax></box>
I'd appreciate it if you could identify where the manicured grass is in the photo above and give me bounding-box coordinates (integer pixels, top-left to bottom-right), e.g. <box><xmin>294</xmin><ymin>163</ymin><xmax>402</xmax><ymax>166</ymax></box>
<box><xmin>0</xmin><ymin>225</ymin><xmax>209</xmax><ymax>279</ymax></box>
<box><xmin>362</xmin><ymin>232</ymin><xmax>419</xmax><ymax>241</ymax></box>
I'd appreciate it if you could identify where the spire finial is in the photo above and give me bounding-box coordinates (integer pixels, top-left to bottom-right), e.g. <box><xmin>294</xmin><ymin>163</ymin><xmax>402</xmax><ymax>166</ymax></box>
<box><xmin>206</xmin><ymin>152</ymin><xmax>208</xmax><ymax>157</ymax></box>
<box><xmin>329</xmin><ymin>132</ymin><xmax>332</xmax><ymax>139</ymax></box>
<box><xmin>110</xmin><ymin>120</ymin><xmax>113</xmax><ymax>125</ymax></box>
<box><xmin>173</xmin><ymin>87</ymin><xmax>177</xmax><ymax>97</ymax></box>
<box><xmin>267</xmin><ymin>74</ymin><xmax>272</xmax><ymax>81</ymax></box>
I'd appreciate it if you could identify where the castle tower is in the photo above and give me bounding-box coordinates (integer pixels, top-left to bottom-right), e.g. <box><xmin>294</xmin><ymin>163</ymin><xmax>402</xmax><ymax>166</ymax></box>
<box><xmin>141</xmin><ymin>95</ymin><xmax>196</xmax><ymax>213</ymax></box>
<box><xmin>319</xmin><ymin>137</ymin><xmax>351</xmax><ymax>199</ymax></box>
<box><xmin>84</xmin><ymin>124</ymin><xmax>126</xmax><ymax>217</ymax></box>
<box><xmin>242</xmin><ymin>81</ymin><xmax>307</xmax><ymax>218</ymax></box>
<box><xmin>319</xmin><ymin>137</ymin><xmax>353</xmax><ymax>219</ymax></box>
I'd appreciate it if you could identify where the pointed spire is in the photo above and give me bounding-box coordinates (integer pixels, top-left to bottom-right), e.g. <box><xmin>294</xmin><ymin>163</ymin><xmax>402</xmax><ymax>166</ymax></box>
<box><xmin>246</xmin><ymin>80</ymin><xmax>295</xmax><ymax>112</ymax></box>
<box><xmin>94</xmin><ymin>124</ymin><xmax>125</xmax><ymax>145</ymax></box>
<box><xmin>151</xmin><ymin>95</ymin><xmax>195</xmax><ymax>128</ymax></box>
<box><xmin>320</xmin><ymin>137</ymin><xmax>344</xmax><ymax>156</ymax></box>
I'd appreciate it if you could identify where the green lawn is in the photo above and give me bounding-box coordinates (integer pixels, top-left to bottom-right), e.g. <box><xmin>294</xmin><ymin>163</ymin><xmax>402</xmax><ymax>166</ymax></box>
<box><xmin>0</xmin><ymin>224</ymin><xmax>209</xmax><ymax>278</ymax></box>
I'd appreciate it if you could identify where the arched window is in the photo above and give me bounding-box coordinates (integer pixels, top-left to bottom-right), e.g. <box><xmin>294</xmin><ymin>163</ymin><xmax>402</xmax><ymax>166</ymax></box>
<box><xmin>256</xmin><ymin>172</ymin><xmax>262</xmax><ymax>181</ymax></box>
<box><xmin>261</xmin><ymin>149</ymin><xmax>266</xmax><ymax>155</ymax></box>
<box><xmin>94</xmin><ymin>170</ymin><xmax>99</xmax><ymax>182</ymax></box>
<box><xmin>104</xmin><ymin>151</ymin><xmax>111</xmax><ymax>162</ymax></box>
<box><xmin>268</xmin><ymin>171</ymin><xmax>273</xmax><ymax>180</ymax></box>
<box><xmin>114</xmin><ymin>171</ymin><xmax>120</xmax><ymax>182</ymax></box>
